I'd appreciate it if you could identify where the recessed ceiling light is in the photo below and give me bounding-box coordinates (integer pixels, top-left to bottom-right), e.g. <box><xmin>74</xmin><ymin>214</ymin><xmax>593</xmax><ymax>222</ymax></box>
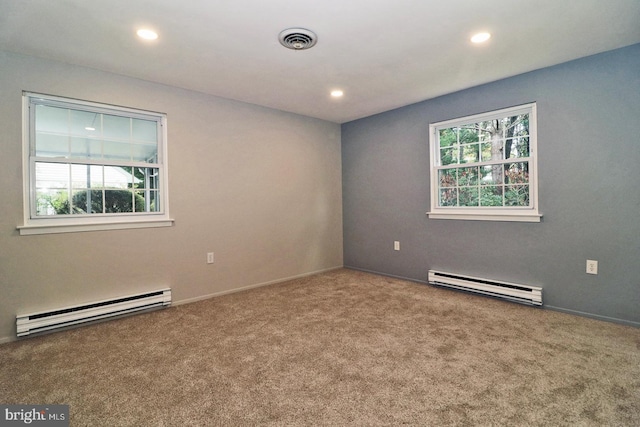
<box><xmin>331</xmin><ymin>90</ymin><xmax>344</xmax><ymax>98</ymax></box>
<box><xmin>471</xmin><ymin>32</ymin><xmax>491</xmax><ymax>44</ymax></box>
<box><xmin>137</xmin><ymin>29</ymin><xmax>158</xmax><ymax>40</ymax></box>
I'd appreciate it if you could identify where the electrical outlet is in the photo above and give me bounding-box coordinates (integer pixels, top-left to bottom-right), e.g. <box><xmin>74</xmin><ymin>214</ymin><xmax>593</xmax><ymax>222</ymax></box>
<box><xmin>394</xmin><ymin>241</ymin><xmax>400</xmax><ymax>251</ymax></box>
<box><xmin>207</xmin><ymin>252</ymin><xmax>214</xmax><ymax>264</ymax></box>
<box><xmin>586</xmin><ymin>260</ymin><xmax>598</xmax><ymax>275</ymax></box>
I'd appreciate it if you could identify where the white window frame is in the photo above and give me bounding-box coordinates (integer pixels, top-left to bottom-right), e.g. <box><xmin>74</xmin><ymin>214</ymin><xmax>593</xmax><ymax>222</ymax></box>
<box><xmin>18</xmin><ymin>92</ymin><xmax>173</xmax><ymax>235</ymax></box>
<box><xmin>427</xmin><ymin>103</ymin><xmax>541</xmax><ymax>222</ymax></box>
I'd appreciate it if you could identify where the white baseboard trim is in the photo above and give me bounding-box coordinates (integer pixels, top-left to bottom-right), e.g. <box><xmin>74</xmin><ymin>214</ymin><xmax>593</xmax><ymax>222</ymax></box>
<box><xmin>0</xmin><ymin>265</ymin><xmax>344</xmax><ymax>346</ymax></box>
<box><xmin>6</xmin><ymin>266</ymin><xmax>632</xmax><ymax>342</ymax></box>
<box><xmin>346</xmin><ymin>265</ymin><xmax>640</xmax><ymax>329</ymax></box>
<box><xmin>173</xmin><ymin>265</ymin><xmax>344</xmax><ymax>307</ymax></box>
<box><xmin>343</xmin><ymin>265</ymin><xmax>429</xmax><ymax>286</ymax></box>
<box><xmin>0</xmin><ymin>336</ymin><xmax>14</xmax><ymax>345</ymax></box>
<box><xmin>544</xmin><ymin>305</ymin><xmax>640</xmax><ymax>328</ymax></box>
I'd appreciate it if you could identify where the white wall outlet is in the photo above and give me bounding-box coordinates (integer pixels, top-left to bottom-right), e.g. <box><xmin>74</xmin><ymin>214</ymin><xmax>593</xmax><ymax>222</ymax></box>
<box><xmin>207</xmin><ymin>252</ymin><xmax>214</xmax><ymax>264</ymax></box>
<box><xmin>586</xmin><ymin>260</ymin><xmax>598</xmax><ymax>275</ymax></box>
<box><xmin>394</xmin><ymin>241</ymin><xmax>400</xmax><ymax>251</ymax></box>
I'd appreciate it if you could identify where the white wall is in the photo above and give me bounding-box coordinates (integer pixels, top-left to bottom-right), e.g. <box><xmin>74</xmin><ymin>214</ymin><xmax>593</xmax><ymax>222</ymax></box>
<box><xmin>0</xmin><ymin>51</ymin><xmax>343</xmax><ymax>342</ymax></box>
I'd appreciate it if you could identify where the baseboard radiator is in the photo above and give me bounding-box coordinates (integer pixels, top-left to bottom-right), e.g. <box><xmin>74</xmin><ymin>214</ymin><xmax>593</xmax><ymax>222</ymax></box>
<box><xmin>428</xmin><ymin>270</ymin><xmax>542</xmax><ymax>306</ymax></box>
<box><xmin>16</xmin><ymin>289</ymin><xmax>171</xmax><ymax>337</ymax></box>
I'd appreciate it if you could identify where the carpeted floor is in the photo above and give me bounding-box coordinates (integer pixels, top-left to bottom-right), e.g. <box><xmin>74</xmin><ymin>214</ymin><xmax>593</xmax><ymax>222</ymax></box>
<box><xmin>1</xmin><ymin>268</ymin><xmax>639</xmax><ymax>426</ymax></box>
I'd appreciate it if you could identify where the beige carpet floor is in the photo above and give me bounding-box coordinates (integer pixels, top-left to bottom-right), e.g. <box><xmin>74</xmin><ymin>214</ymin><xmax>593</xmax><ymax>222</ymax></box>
<box><xmin>1</xmin><ymin>268</ymin><xmax>639</xmax><ymax>426</ymax></box>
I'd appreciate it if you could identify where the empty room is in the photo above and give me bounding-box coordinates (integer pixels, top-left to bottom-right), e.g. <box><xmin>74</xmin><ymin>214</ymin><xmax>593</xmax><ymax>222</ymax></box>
<box><xmin>1</xmin><ymin>1</ymin><xmax>639</xmax><ymax>425</ymax></box>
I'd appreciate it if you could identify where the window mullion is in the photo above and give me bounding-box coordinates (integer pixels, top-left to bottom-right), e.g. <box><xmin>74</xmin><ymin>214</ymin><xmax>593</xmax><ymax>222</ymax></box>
<box><xmin>437</xmin><ymin>157</ymin><xmax>531</xmax><ymax>171</ymax></box>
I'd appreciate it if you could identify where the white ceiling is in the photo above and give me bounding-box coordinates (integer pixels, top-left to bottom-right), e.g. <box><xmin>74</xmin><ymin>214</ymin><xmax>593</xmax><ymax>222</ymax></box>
<box><xmin>1</xmin><ymin>0</ymin><xmax>639</xmax><ymax>123</ymax></box>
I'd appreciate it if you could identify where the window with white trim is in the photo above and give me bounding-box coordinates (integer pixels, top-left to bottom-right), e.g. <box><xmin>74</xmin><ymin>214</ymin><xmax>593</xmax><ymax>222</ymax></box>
<box><xmin>19</xmin><ymin>93</ymin><xmax>172</xmax><ymax>235</ymax></box>
<box><xmin>428</xmin><ymin>103</ymin><xmax>541</xmax><ymax>222</ymax></box>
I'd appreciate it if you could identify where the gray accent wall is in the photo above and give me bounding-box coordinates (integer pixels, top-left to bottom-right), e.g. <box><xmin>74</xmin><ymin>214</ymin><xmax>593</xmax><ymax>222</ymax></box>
<box><xmin>342</xmin><ymin>44</ymin><xmax>640</xmax><ymax>326</ymax></box>
<box><xmin>0</xmin><ymin>52</ymin><xmax>343</xmax><ymax>342</ymax></box>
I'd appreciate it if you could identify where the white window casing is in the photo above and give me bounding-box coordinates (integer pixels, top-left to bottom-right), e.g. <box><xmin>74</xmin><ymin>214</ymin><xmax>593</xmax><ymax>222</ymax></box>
<box><xmin>19</xmin><ymin>92</ymin><xmax>173</xmax><ymax>235</ymax></box>
<box><xmin>427</xmin><ymin>103</ymin><xmax>541</xmax><ymax>222</ymax></box>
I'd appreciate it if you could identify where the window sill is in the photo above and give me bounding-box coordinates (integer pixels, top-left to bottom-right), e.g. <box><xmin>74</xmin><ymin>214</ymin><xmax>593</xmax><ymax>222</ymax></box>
<box><xmin>17</xmin><ymin>218</ymin><xmax>175</xmax><ymax>235</ymax></box>
<box><xmin>427</xmin><ymin>211</ymin><xmax>542</xmax><ymax>223</ymax></box>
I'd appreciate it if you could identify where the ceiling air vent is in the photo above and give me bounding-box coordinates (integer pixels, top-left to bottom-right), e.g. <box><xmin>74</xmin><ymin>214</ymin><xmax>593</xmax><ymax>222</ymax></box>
<box><xmin>278</xmin><ymin>28</ymin><xmax>317</xmax><ymax>50</ymax></box>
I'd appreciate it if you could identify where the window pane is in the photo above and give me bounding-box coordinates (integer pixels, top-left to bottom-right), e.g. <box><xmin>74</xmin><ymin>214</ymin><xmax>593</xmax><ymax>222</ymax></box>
<box><xmin>72</xmin><ymin>189</ymin><xmax>104</xmax><ymax>214</ymax></box>
<box><xmin>71</xmin><ymin>164</ymin><xmax>103</xmax><ymax>189</ymax></box>
<box><xmin>104</xmin><ymin>190</ymin><xmax>135</xmax><ymax>213</ymax></box>
<box><xmin>103</xmin><ymin>140</ymin><xmax>131</xmax><ymax>160</ymax></box>
<box><xmin>459</xmin><ymin>187</ymin><xmax>479</xmax><ymax>207</ymax></box>
<box><xmin>35</xmin><ymin>163</ymin><xmax>69</xmax><ymax>216</ymax></box>
<box><xmin>439</xmin><ymin>128</ymin><xmax>457</xmax><ymax>147</ymax></box>
<box><xmin>439</xmin><ymin>169</ymin><xmax>457</xmax><ymax>187</ymax></box>
<box><xmin>131</xmin><ymin>143</ymin><xmax>158</xmax><ymax>163</ymax></box>
<box><xmin>70</xmin><ymin>110</ymin><xmax>99</xmax><ymax>136</ymax></box>
<box><xmin>480</xmin><ymin>165</ymin><xmax>504</xmax><ymax>186</ymax></box>
<box><xmin>440</xmin><ymin>188</ymin><xmax>458</xmax><ymax>207</ymax></box>
<box><xmin>104</xmin><ymin>166</ymin><xmax>132</xmax><ymax>189</ymax></box>
<box><xmin>36</xmin><ymin>188</ymin><xmax>69</xmax><ymax>216</ymax></box>
<box><xmin>440</xmin><ymin>146</ymin><xmax>459</xmax><ymax>166</ymax></box>
<box><xmin>489</xmin><ymin>139</ymin><xmax>504</xmax><ymax>161</ymax></box>
<box><xmin>458</xmin><ymin>126</ymin><xmax>479</xmax><ymax>143</ymax></box>
<box><xmin>458</xmin><ymin>167</ymin><xmax>478</xmax><ymax>186</ymax></box>
<box><xmin>480</xmin><ymin>186</ymin><xmax>503</xmax><ymax>206</ymax></box>
<box><xmin>70</xmin><ymin>137</ymin><xmax>102</xmax><ymax>159</ymax></box>
<box><xmin>507</xmin><ymin>137</ymin><xmax>530</xmax><ymax>158</ymax></box>
<box><xmin>35</xmin><ymin>104</ymin><xmax>68</xmax><ymax>133</ymax></box>
<box><xmin>512</xmin><ymin>114</ymin><xmax>529</xmax><ymax>136</ymax></box>
<box><xmin>132</xmin><ymin>119</ymin><xmax>157</xmax><ymax>142</ymax></box>
<box><xmin>131</xmin><ymin>167</ymin><xmax>160</xmax><ymax>190</ymax></box>
<box><xmin>461</xmin><ymin>144</ymin><xmax>479</xmax><ymax>163</ymax></box>
<box><xmin>480</xmin><ymin>142</ymin><xmax>492</xmax><ymax>162</ymax></box>
<box><xmin>149</xmin><ymin>190</ymin><xmax>160</xmax><ymax>212</ymax></box>
<box><xmin>505</xmin><ymin>185</ymin><xmax>530</xmax><ymax>206</ymax></box>
<box><xmin>35</xmin><ymin>132</ymin><xmax>69</xmax><ymax>157</ymax></box>
<box><xmin>35</xmin><ymin>162</ymin><xmax>68</xmax><ymax>190</ymax></box>
<box><xmin>135</xmin><ymin>190</ymin><xmax>159</xmax><ymax>212</ymax></box>
<box><xmin>147</xmin><ymin>167</ymin><xmax>159</xmax><ymax>190</ymax></box>
<box><xmin>504</xmin><ymin>162</ymin><xmax>529</xmax><ymax>184</ymax></box>
<box><xmin>103</xmin><ymin>114</ymin><xmax>130</xmax><ymax>140</ymax></box>
<box><xmin>478</xmin><ymin>121</ymin><xmax>494</xmax><ymax>141</ymax></box>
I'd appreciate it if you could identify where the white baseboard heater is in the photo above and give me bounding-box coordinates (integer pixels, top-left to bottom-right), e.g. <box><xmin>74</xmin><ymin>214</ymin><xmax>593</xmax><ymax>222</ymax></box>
<box><xmin>428</xmin><ymin>270</ymin><xmax>542</xmax><ymax>306</ymax></box>
<box><xmin>16</xmin><ymin>288</ymin><xmax>171</xmax><ymax>337</ymax></box>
